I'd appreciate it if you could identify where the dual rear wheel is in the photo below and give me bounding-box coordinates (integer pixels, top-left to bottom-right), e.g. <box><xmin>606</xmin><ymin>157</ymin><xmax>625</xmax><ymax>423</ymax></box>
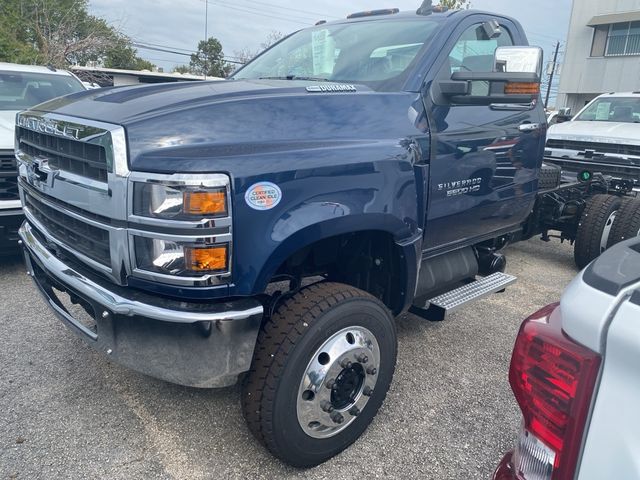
<box><xmin>575</xmin><ymin>195</ymin><xmax>640</xmax><ymax>269</ymax></box>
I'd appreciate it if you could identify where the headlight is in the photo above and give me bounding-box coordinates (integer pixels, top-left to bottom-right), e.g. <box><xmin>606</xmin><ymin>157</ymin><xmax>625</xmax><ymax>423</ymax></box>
<box><xmin>133</xmin><ymin>183</ymin><xmax>228</xmax><ymax>219</ymax></box>
<box><xmin>134</xmin><ymin>237</ymin><xmax>229</xmax><ymax>276</ymax></box>
<box><xmin>128</xmin><ymin>173</ymin><xmax>232</xmax><ymax>285</ymax></box>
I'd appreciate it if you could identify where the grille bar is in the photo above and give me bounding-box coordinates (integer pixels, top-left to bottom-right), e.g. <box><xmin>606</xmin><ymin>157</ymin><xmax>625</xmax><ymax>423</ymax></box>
<box><xmin>0</xmin><ymin>152</ymin><xmax>16</xmax><ymax>172</ymax></box>
<box><xmin>25</xmin><ymin>193</ymin><xmax>111</xmax><ymax>267</ymax></box>
<box><xmin>17</xmin><ymin>126</ymin><xmax>108</xmax><ymax>182</ymax></box>
<box><xmin>547</xmin><ymin>139</ymin><xmax>640</xmax><ymax>158</ymax></box>
<box><xmin>0</xmin><ymin>152</ymin><xmax>19</xmax><ymax>201</ymax></box>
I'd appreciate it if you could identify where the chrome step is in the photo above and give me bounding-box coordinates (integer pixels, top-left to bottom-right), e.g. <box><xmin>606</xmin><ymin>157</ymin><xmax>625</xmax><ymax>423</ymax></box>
<box><xmin>409</xmin><ymin>272</ymin><xmax>517</xmax><ymax>321</ymax></box>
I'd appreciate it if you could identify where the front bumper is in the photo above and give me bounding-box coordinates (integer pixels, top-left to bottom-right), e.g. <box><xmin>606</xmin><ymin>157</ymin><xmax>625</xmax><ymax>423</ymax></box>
<box><xmin>19</xmin><ymin>221</ymin><xmax>264</xmax><ymax>388</ymax></box>
<box><xmin>0</xmin><ymin>201</ymin><xmax>23</xmax><ymax>250</ymax></box>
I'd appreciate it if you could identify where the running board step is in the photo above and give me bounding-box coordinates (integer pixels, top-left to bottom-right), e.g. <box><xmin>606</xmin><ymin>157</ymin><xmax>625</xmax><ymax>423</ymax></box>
<box><xmin>409</xmin><ymin>272</ymin><xmax>517</xmax><ymax>322</ymax></box>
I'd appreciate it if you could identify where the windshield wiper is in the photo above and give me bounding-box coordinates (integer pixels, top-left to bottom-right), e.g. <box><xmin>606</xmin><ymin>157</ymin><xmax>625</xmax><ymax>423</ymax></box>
<box><xmin>258</xmin><ymin>75</ymin><xmax>330</xmax><ymax>81</ymax></box>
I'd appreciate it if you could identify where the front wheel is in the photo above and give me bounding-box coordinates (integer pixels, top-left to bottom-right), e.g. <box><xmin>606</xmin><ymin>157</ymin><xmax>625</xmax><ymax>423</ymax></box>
<box><xmin>241</xmin><ymin>282</ymin><xmax>397</xmax><ymax>468</ymax></box>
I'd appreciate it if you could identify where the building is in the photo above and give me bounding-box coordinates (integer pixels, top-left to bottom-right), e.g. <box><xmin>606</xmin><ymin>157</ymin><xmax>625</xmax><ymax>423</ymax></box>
<box><xmin>71</xmin><ymin>66</ymin><xmax>223</xmax><ymax>87</ymax></box>
<box><xmin>557</xmin><ymin>0</ymin><xmax>640</xmax><ymax>114</ymax></box>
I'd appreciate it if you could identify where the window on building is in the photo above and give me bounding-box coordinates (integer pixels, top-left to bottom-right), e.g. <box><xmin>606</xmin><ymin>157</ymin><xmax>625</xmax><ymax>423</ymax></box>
<box><xmin>604</xmin><ymin>21</ymin><xmax>640</xmax><ymax>56</ymax></box>
<box><xmin>591</xmin><ymin>25</ymin><xmax>608</xmax><ymax>56</ymax></box>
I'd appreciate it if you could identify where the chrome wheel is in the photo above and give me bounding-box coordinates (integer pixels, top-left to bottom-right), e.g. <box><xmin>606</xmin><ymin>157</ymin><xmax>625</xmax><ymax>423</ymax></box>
<box><xmin>296</xmin><ymin>326</ymin><xmax>380</xmax><ymax>439</ymax></box>
<box><xmin>600</xmin><ymin>211</ymin><xmax>617</xmax><ymax>253</ymax></box>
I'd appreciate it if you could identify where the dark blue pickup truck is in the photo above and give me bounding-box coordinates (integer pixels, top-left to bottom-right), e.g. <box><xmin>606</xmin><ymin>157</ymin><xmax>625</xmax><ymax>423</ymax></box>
<box><xmin>14</xmin><ymin>3</ymin><xmax>638</xmax><ymax>467</ymax></box>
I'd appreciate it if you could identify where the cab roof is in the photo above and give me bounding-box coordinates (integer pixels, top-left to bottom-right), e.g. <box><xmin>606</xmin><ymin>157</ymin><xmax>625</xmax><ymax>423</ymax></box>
<box><xmin>318</xmin><ymin>8</ymin><xmax>461</xmax><ymax>26</ymax></box>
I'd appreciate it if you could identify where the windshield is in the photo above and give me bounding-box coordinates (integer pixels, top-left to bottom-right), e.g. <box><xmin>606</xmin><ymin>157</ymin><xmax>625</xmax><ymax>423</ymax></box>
<box><xmin>575</xmin><ymin>97</ymin><xmax>640</xmax><ymax>123</ymax></box>
<box><xmin>0</xmin><ymin>71</ymin><xmax>85</xmax><ymax>111</ymax></box>
<box><xmin>233</xmin><ymin>18</ymin><xmax>441</xmax><ymax>90</ymax></box>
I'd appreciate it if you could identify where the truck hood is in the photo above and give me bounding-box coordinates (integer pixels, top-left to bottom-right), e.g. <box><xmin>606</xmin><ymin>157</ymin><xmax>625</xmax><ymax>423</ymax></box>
<box><xmin>30</xmin><ymin>79</ymin><xmax>375</xmax><ymax>126</ymax></box>
<box><xmin>0</xmin><ymin>110</ymin><xmax>18</xmax><ymax>150</ymax></box>
<box><xmin>26</xmin><ymin>79</ymin><xmax>420</xmax><ymax>173</ymax></box>
<box><xmin>548</xmin><ymin>120</ymin><xmax>640</xmax><ymax>146</ymax></box>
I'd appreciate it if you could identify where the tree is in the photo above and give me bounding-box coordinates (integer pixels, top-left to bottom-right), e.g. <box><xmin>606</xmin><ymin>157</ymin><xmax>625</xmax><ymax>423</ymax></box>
<box><xmin>0</xmin><ymin>0</ymin><xmax>154</xmax><ymax>70</ymax></box>
<box><xmin>439</xmin><ymin>0</ymin><xmax>471</xmax><ymax>9</ymax></box>
<box><xmin>232</xmin><ymin>30</ymin><xmax>285</xmax><ymax>70</ymax></box>
<box><xmin>260</xmin><ymin>30</ymin><xmax>284</xmax><ymax>50</ymax></box>
<box><xmin>233</xmin><ymin>47</ymin><xmax>257</xmax><ymax>65</ymax></box>
<box><xmin>173</xmin><ymin>65</ymin><xmax>192</xmax><ymax>74</ymax></box>
<box><xmin>104</xmin><ymin>38</ymin><xmax>155</xmax><ymax>71</ymax></box>
<box><xmin>189</xmin><ymin>37</ymin><xmax>232</xmax><ymax>77</ymax></box>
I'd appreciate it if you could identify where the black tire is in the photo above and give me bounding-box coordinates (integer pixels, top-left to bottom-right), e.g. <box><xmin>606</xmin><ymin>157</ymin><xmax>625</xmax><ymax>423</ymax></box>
<box><xmin>608</xmin><ymin>198</ymin><xmax>640</xmax><ymax>247</ymax></box>
<box><xmin>574</xmin><ymin>194</ymin><xmax>623</xmax><ymax>269</ymax></box>
<box><xmin>538</xmin><ymin>163</ymin><xmax>561</xmax><ymax>190</ymax></box>
<box><xmin>241</xmin><ymin>282</ymin><xmax>397</xmax><ymax>468</ymax></box>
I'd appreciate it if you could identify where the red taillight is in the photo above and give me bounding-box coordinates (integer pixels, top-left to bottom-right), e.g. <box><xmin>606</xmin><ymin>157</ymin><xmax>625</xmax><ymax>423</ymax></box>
<box><xmin>509</xmin><ymin>303</ymin><xmax>601</xmax><ymax>480</ymax></box>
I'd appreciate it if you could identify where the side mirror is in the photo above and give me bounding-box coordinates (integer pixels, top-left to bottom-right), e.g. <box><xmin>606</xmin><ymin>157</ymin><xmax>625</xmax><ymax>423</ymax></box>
<box><xmin>439</xmin><ymin>46</ymin><xmax>544</xmax><ymax>105</ymax></box>
<box><xmin>494</xmin><ymin>46</ymin><xmax>543</xmax><ymax>77</ymax></box>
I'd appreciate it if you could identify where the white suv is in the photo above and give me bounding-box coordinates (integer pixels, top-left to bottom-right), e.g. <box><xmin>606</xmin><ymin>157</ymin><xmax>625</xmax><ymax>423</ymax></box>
<box><xmin>0</xmin><ymin>63</ymin><xmax>86</xmax><ymax>251</ymax></box>
<box><xmin>545</xmin><ymin>92</ymin><xmax>640</xmax><ymax>189</ymax></box>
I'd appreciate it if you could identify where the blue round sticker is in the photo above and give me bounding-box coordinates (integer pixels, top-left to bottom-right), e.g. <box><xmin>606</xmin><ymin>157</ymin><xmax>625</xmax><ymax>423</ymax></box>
<box><xmin>245</xmin><ymin>182</ymin><xmax>282</xmax><ymax>210</ymax></box>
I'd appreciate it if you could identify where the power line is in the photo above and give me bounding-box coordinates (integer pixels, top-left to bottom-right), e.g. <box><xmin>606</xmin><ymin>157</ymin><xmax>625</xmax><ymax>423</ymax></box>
<box><xmin>196</xmin><ymin>0</ymin><xmax>313</xmax><ymax>25</ymax></box>
<box><xmin>235</xmin><ymin>0</ymin><xmax>339</xmax><ymax>20</ymax></box>
<box><xmin>132</xmin><ymin>43</ymin><xmax>244</xmax><ymax>64</ymax></box>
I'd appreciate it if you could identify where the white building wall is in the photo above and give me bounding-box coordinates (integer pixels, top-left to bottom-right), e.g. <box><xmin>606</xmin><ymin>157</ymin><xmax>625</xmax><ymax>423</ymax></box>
<box><xmin>112</xmin><ymin>74</ymin><xmax>140</xmax><ymax>86</ymax></box>
<box><xmin>557</xmin><ymin>0</ymin><xmax>640</xmax><ymax>113</ymax></box>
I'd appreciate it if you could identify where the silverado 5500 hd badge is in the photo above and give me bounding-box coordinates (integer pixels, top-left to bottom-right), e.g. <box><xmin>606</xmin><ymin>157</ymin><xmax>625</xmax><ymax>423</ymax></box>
<box><xmin>438</xmin><ymin>177</ymin><xmax>483</xmax><ymax>197</ymax></box>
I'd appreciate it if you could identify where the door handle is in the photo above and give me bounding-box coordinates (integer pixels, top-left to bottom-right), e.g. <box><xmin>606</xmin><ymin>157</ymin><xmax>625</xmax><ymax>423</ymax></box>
<box><xmin>518</xmin><ymin>123</ymin><xmax>541</xmax><ymax>132</ymax></box>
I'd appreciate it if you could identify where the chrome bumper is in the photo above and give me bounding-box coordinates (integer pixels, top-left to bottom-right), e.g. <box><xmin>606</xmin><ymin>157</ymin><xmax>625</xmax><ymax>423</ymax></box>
<box><xmin>19</xmin><ymin>221</ymin><xmax>264</xmax><ymax>388</ymax></box>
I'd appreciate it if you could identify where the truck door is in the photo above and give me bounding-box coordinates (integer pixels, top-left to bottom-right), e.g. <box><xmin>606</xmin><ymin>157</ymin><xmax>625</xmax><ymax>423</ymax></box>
<box><xmin>422</xmin><ymin>17</ymin><xmax>546</xmax><ymax>250</ymax></box>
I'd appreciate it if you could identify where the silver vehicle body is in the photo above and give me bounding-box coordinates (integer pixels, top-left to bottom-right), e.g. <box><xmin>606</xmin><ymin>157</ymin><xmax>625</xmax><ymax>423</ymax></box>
<box><xmin>561</xmin><ymin>237</ymin><xmax>640</xmax><ymax>479</ymax></box>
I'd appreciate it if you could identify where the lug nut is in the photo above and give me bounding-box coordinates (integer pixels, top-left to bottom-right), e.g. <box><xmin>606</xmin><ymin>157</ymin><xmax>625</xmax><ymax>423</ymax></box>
<box><xmin>321</xmin><ymin>401</ymin><xmax>334</xmax><ymax>413</ymax></box>
<box><xmin>356</xmin><ymin>353</ymin><xmax>368</xmax><ymax>364</ymax></box>
<box><xmin>340</xmin><ymin>359</ymin><xmax>352</xmax><ymax>369</ymax></box>
<box><xmin>348</xmin><ymin>406</ymin><xmax>360</xmax><ymax>417</ymax></box>
<box><xmin>366</xmin><ymin>366</ymin><xmax>377</xmax><ymax>375</ymax></box>
<box><xmin>330</xmin><ymin>412</ymin><xmax>344</xmax><ymax>424</ymax></box>
<box><xmin>363</xmin><ymin>386</ymin><xmax>374</xmax><ymax>397</ymax></box>
<box><xmin>325</xmin><ymin>378</ymin><xmax>336</xmax><ymax>389</ymax></box>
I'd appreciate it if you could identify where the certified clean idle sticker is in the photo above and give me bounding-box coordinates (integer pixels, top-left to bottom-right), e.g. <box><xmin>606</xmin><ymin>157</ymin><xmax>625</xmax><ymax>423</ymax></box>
<box><xmin>245</xmin><ymin>182</ymin><xmax>282</xmax><ymax>210</ymax></box>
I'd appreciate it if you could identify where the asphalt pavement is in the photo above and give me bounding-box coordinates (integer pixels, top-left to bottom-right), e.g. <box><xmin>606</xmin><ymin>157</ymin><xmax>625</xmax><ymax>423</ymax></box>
<box><xmin>0</xmin><ymin>238</ymin><xmax>579</xmax><ymax>479</ymax></box>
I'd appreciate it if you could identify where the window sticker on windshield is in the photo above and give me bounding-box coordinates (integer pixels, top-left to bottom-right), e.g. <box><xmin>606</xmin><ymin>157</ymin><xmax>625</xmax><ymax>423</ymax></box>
<box><xmin>595</xmin><ymin>102</ymin><xmax>611</xmax><ymax>121</ymax></box>
<box><xmin>245</xmin><ymin>182</ymin><xmax>282</xmax><ymax>210</ymax></box>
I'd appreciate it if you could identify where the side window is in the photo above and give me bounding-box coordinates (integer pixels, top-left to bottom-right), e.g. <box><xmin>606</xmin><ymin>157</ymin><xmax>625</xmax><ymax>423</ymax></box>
<box><xmin>446</xmin><ymin>23</ymin><xmax>514</xmax><ymax>95</ymax></box>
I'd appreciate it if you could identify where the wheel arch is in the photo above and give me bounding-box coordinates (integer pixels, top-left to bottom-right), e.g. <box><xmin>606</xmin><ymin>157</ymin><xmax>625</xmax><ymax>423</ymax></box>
<box><xmin>255</xmin><ymin>214</ymin><xmax>420</xmax><ymax>315</ymax></box>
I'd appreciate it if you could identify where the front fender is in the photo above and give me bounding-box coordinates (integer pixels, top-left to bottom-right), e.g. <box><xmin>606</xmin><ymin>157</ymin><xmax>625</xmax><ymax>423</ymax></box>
<box><xmin>229</xmin><ymin>156</ymin><xmax>421</xmax><ymax>297</ymax></box>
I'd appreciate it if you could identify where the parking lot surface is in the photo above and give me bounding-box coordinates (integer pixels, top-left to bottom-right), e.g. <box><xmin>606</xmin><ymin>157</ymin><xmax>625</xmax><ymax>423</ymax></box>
<box><xmin>0</xmin><ymin>238</ymin><xmax>578</xmax><ymax>479</ymax></box>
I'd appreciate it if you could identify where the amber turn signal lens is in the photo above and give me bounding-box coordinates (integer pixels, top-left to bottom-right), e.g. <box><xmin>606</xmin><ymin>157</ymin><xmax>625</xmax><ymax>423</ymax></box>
<box><xmin>185</xmin><ymin>245</ymin><xmax>228</xmax><ymax>272</ymax></box>
<box><xmin>505</xmin><ymin>82</ymin><xmax>540</xmax><ymax>95</ymax></box>
<box><xmin>183</xmin><ymin>190</ymin><xmax>227</xmax><ymax>216</ymax></box>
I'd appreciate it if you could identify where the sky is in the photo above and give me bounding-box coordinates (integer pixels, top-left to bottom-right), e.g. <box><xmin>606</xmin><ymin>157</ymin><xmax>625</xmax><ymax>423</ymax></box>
<box><xmin>89</xmin><ymin>0</ymin><xmax>573</xmax><ymax>103</ymax></box>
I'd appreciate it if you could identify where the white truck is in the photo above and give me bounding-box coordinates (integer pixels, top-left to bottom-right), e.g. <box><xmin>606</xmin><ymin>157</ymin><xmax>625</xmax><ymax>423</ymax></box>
<box><xmin>494</xmin><ymin>229</ymin><xmax>640</xmax><ymax>480</ymax></box>
<box><xmin>0</xmin><ymin>62</ymin><xmax>85</xmax><ymax>251</ymax></box>
<box><xmin>545</xmin><ymin>92</ymin><xmax>640</xmax><ymax>191</ymax></box>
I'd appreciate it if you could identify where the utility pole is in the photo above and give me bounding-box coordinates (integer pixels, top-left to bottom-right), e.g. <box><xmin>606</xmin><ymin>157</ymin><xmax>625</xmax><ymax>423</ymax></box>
<box><xmin>545</xmin><ymin>41</ymin><xmax>560</xmax><ymax>109</ymax></box>
<box><xmin>204</xmin><ymin>0</ymin><xmax>208</xmax><ymax>80</ymax></box>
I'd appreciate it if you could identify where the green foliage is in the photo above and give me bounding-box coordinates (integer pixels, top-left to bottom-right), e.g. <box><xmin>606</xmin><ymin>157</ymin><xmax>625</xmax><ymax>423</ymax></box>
<box><xmin>439</xmin><ymin>0</ymin><xmax>471</xmax><ymax>9</ymax></box>
<box><xmin>104</xmin><ymin>39</ymin><xmax>155</xmax><ymax>71</ymax></box>
<box><xmin>189</xmin><ymin>37</ymin><xmax>233</xmax><ymax>78</ymax></box>
<box><xmin>0</xmin><ymin>0</ymin><xmax>154</xmax><ymax>70</ymax></box>
<box><xmin>173</xmin><ymin>65</ymin><xmax>192</xmax><ymax>74</ymax></box>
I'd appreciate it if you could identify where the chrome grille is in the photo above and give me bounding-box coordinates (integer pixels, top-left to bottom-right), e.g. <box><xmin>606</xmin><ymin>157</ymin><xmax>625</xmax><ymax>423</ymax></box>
<box><xmin>24</xmin><ymin>192</ymin><xmax>111</xmax><ymax>267</ymax></box>
<box><xmin>547</xmin><ymin>139</ymin><xmax>640</xmax><ymax>158</ymax></box>
<box><xmin>16</xmin><ymin>126</ymin><xmax>109</xmax><ymax>182</ymax></box>
<box><xmin>0</xmin><ymin>151</ymin><xmax>19</xmax><ymax>201</ymax></box>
